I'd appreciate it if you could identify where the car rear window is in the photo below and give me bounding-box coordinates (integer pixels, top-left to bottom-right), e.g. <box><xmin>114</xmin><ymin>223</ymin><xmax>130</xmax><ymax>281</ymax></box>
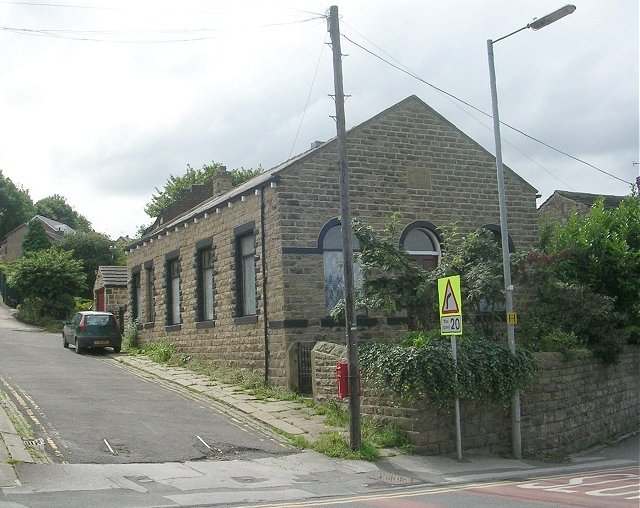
<box><xmin>85</xmin><ymin>315</ymin><xmax>115</xmax><ymax>326</ymax></box>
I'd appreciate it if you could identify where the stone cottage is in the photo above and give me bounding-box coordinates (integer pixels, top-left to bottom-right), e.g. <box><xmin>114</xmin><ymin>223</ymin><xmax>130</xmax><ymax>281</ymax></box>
<box><xmin>125</xmin><ymin>95</ymin><xmax>539</xmax><ymax>391</ymax></box>
<box><xmin>0</xmin><ymin>215</ymin><xmax>75</xmax><ymax>307</ymax></box>
<box><xmin>538</xmin><ymin>190</ymin><xmax>626</xmax><ymax>224</ymax></box>
<box><xmin>0</xmin><ymin>215</ymin><xmax>74</xmax><ymax>264</ymax></box>
<box><xmin>93</xmin><ymin>266</ymin><xmax>128</xmax><ymax>314</ymax></box>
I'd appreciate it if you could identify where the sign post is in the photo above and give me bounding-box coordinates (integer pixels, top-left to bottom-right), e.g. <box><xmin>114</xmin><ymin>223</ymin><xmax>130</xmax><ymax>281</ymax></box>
<box><xmin>438</xmin><ymin>275</ymin><xmax>463</xmax><ymax>460</ymax></box>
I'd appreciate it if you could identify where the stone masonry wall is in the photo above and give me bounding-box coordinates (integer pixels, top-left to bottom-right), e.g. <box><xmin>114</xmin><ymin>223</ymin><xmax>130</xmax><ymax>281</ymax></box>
<box><xmin>312</xmin><ymin>342</ymin><xmax>640</xmax><ymax>456</ymax></box>
<box><xmin>276</xmin><ymin>96</ymin><xmax>539</xmax><ymax>359</ymax></box>
<box><xmin>538</xmin><ymin>194</ymin><xmax>589</xmax><ymax>224</ymax></box>
<box><xmin>125</xmin><ymin>95</ymin><xmax>540</xmax><ymax>390</ymax></box>
<box><xmin>103</xmin><ymin>286</ymin><xmax>128</xmax><ymax>314</ymax></box>
<box><xmin>126</xmin><ymin>186</ymin><xmax>287</xmax><ymax>383</ymax></box>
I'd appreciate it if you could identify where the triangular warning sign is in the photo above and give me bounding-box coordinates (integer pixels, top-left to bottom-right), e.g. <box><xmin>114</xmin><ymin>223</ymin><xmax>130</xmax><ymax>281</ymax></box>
<box><xmin>441</xmin><ymin>279</ymin><xmax>460</xmax><ymax>315</ymax></box>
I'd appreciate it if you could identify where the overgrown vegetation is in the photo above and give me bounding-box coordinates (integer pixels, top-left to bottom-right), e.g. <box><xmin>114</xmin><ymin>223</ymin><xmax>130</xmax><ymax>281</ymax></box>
<box><xmin>360</xmin><ymin>332</ymin><xmax>537</xmax><ymax>410</ymax></box>
<box><xmin>58</xmin><ymin>231</ymin><xmax>126</xmax><ymax>298</ymax></box>
<box><xmin>2</xmin><ymin>247</ymin><xmax>86</xmax><ymax>320</ymax></box>
<box><xmin>144</xmin><ymin>162</ymin><xmax>263</xmax><ymax>219</ymax></box>
<box><xmin>348</xmin><ymin>193</ymin><xmax>639</xmax><ymax>365</ymax></box>
<box><xmin>122</xmin><ymin>318</ymin><xmax>140</xmax><ymax>350</ymax></box>
<box><xmin>518</xmin><ymin>193</ymin><xmax>640</xmax><ymax>363</ymax></box>
<box><xmin>348</xmin><ymin>215</ymin><xmax>527</xmax><ymax>338</ymax></box>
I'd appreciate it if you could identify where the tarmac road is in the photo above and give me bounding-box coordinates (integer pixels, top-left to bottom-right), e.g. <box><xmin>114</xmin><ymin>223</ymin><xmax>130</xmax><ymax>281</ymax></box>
<box><xmin>0</xmin><ymin>312</ymin><xmax>290</xmax><ymax>465</ymax></box>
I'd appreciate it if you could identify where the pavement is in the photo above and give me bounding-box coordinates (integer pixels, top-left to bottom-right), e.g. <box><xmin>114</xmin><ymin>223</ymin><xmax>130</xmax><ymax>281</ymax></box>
<box><xmin>1</xmin><ymin>303</ymin><xmax>639</xmax><ymax>505</ymax></box>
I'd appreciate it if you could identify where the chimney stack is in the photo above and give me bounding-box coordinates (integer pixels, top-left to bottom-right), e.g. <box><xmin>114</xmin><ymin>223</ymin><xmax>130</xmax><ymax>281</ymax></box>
<box><xmin>212</xmin><ymin>165</ymin><xmax>232</xmax><ymax>196</ymax></box>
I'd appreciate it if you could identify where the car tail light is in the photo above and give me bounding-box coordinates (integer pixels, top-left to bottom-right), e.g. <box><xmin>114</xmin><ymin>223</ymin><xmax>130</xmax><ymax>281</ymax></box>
<box><xmin>79</xmin><ymin>316</ymin><xmax>86</xmax><ymax>332</ymax></box>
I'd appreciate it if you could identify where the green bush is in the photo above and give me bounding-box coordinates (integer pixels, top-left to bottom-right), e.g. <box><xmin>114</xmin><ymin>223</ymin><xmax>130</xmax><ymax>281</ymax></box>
<box><xmin>359</xmin><ymin>334</ymin><xmax>537</xmax><ymax>410</ymax></box>
<box><xmin>73</xmin><ymin>297</ymin><xmax>93</xmax><ymax>311</ymax></box>
<box><xmin>122</xmin><ymin>318</ymin><xmax>140</xmax><ymax>351</ymax></box>
<box><xmin>142</xmin><ymin>341</ymin><xmax>174</xmax><ymax>363</ymax></box>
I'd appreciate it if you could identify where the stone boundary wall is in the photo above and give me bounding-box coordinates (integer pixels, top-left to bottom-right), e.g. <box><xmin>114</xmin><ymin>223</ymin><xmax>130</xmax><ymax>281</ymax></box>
<box><xmin>311</xmin><ymin>342</ymin><xmax>640</xmax><ymax>456</ymax></box>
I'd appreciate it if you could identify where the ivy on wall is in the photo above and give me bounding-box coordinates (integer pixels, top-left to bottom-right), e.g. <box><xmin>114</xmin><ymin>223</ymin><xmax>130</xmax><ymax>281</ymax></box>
<box><xmin>359</xmin><ymin>333</ymin><xmax>538</xmax><ymax>410</ymax></box>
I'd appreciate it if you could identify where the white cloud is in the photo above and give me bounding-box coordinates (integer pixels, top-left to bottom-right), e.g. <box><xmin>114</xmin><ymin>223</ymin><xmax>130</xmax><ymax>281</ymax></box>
<box><xmin>0</xmin><ymin>0</ymin><xmax>637</xmax><ymax>238</ymax></box>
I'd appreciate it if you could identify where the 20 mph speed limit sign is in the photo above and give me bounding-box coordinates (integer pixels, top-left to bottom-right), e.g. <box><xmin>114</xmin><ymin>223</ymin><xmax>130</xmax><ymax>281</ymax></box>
<box><xmin>441</xmin><ymin>315</ymin><xmax>462</xmax><ymax>334</ymax></box>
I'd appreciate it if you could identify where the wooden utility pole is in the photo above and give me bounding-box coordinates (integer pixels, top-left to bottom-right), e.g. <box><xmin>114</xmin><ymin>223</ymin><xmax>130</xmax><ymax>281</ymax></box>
<box><xmin>328</xmin><ymin>4</ymin><xmax>361</xmax><ymax>450</ymax></box>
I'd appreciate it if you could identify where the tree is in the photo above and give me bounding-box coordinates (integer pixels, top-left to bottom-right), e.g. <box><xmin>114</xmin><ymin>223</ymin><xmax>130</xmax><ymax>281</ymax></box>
<box><xmin>349</xmin><ymin>215</ymin><xmax>520</xmax><ymax>337</ymax></box>
<box><xmin>0</xmin><ymin>170</ymin><xmax>34</xmax><ymax>238</ymax></box>
<box><xmin>540</xmin><ymin>194</ymin><xmax>640</xmax><ymax>321</ymax></box>
<box><xmin>520</xmin><ymin>193</ymin><xmax>640</xmax><ymax>362</ymax></box>
<box><xmin>350</xmin><ymin>215</ymin><xmax>439</xmax><ymax>331</ymax></box>
<box><xmin>22</xmin><ymin>219</ymin><xmax>51</xmax><ymax>253</ymax></box>
<box><xmin>58</xmin><ymin>231</ymin><xmax>124</xmax><ymax>298</ymax></box>
<box><xmin>144</xmin><ymin>162</ymin><xmax>263</xmax><ymax>218</ymax></box>
<box><xmin>35</xmin><ymin>194</ymin><xmax>92</xmax><ymax>232</ymax></box>
<box><xmin>3</xmin><ymin>248</ymin><xmax>86</xmax><ymax>318</ymax></box>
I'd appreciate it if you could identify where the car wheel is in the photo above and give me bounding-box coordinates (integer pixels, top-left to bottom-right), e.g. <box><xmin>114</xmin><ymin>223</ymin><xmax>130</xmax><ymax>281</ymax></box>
<box><xmin>74</xmin><ymin>339</ymin><xmax>83</xmax><ymax>354</ymax></box>
<box><xmin>62</xmin><ymin>333</ymin><xmax>69</xmax><ymax>348</ymax></box>
<box><xmin>113</xmin><ymin>345</ymin><xmax>121</xmax><ymax>353</ymax></box>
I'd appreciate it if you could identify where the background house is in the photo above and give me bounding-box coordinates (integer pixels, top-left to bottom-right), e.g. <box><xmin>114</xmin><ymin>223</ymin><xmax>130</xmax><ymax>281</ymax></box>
<box><xmin>0</xmin><ymin>215</ymin><xmax>74</xmax><ymax>263</ymax></box>
<box><xmin>125</xmin><ymin>95</ymin><xmax>539</xmax><ymax>392</ymax></box>
<box><xmin>0</xmin><ymin>215</ymin><xmax>74</xmax><ymax>306</ymax></box>
<box><xmin>537</xmin><ymin>190</ymin><xmax>626</xmax><ymax>224</ymax></box>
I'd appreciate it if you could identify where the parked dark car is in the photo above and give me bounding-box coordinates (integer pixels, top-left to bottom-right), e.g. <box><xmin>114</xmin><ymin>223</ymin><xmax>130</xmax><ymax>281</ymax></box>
<box><xmin>62</xmin><ymin>311</ymin><xmax>122</xmax><ymax>354</ymax></box>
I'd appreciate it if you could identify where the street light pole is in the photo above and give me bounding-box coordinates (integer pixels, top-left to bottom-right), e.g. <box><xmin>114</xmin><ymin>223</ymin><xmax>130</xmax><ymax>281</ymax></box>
<box><xmin>487</xmin><ymin>4</ymin><xmax>576</xmax><ymax>460</ymax></box>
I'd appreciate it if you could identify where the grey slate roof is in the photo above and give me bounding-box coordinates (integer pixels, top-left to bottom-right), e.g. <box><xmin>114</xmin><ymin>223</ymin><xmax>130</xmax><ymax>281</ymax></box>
<box><xmin>98</xmin><ymin>266</ymin><xmax>128</xmax><ymax>286</ymax></box>
<box><xmin>34</xmin><ymin>215</ymin><xmax>75</xmax><ymax>235</ymax></box>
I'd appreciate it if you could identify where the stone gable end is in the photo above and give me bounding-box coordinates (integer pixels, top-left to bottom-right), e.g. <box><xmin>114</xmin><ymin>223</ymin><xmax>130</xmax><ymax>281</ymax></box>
<box><xmin>126</xmin><ymin>95</ymin><xmax>539</xmax><ymax>390</ymax></box>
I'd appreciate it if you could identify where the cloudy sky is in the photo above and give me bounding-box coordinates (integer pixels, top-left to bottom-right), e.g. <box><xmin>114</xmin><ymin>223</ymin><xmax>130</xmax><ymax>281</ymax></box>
<box><xmin>0</xmin><ymin>0</ymin><xmax>637</xmax><ymax>239</ymax></box>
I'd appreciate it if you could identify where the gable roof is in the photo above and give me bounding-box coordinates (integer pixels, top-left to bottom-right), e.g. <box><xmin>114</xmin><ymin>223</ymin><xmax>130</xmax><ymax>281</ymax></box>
<box><xmin>34</xmin><ymin>215</ymin><xmax>75</xmax><ymax>235</ymax></box>
<box><xmin>539</xmin><ymin>190</ymin><xmax>626</xmax><ymax>211</ymax></box>
<box><xmin>130</xmin><ymin>95</ymin><xmax>536</xmax><ymax>248</ymax></box>
<box><xmin>97</xmin><ymin>266</ymin><xmax>128</xmax><ymax>286</ymax></box>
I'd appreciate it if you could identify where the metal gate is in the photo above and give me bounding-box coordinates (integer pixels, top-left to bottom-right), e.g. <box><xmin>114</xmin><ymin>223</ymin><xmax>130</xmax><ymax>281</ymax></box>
<box><xmin>297</xmin><ymin>342</ymin><xmax>314</xmax><ymax>394</ymax></box>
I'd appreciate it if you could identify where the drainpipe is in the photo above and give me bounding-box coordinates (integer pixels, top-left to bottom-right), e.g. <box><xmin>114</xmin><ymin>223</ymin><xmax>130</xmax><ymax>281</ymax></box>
<box><xmin>259</xmin><ymin>185</ymin><xmax>270</xmax><ymax>385</ymax></box>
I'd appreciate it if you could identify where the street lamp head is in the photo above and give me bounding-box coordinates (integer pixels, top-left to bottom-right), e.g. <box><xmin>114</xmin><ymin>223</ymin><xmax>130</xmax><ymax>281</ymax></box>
<box><xmin>529</xmin><ymin>4</ymin><xmax>576</xmax><ymax>31</ymax></box>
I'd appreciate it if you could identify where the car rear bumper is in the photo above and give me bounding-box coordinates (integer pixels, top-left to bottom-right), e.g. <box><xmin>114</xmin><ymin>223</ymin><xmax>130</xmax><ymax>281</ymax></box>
<box><xmin>76</xmin><ymin>337</ymin><xmax>122</xmax><ymax>349</ymax></box>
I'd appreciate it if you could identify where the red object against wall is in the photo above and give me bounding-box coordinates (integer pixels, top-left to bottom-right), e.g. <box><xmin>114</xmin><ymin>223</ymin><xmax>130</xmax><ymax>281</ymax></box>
<box><xmin>336</xmin><ymin>362</ymin><xmax>349</xmax><ymax>399</ymax></box>
<box><xmin>96</xmin><ymin>288</ymin><xmax>105</xmax><ymax>311</ymax></box>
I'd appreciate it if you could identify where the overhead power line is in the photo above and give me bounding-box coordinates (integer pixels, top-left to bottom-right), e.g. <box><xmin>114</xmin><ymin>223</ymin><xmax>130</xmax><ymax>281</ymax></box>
<box><xmin>341</xmin><ymin>33</ymin><xmax>632</xmax><ymax>187</ymax></box>
<box><xmin>0</xmin><ymin>15</ymin><xmax>325</xmax><ymax>43</ymax></box>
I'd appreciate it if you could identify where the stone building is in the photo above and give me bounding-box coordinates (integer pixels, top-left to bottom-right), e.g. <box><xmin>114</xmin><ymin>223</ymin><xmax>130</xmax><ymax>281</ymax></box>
<box><xmin>93</xmin><ymin>266</ymin><xmax>128</xmax><ymax>314</ymax></box>
<box><xmin>0</xmin><ymin>215</ymin><xmax>75</xmax><ymax>307</ymax></box>
<box><xmin>0</xmin><ymin>215</ymin><xmax>74</xmax><ymax>263</ymax></box>
<box><xmin>125</xmin><ymin>95</ymin><xmax>539</xmax><ymax>391</ymax></box>
<box><xmin>537</xmin><ymin>190</ymin><xmax>626</xmax><ymax>224</ymax></box>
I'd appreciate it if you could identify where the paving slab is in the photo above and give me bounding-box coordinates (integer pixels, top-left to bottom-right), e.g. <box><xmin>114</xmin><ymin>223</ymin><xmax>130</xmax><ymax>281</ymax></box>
<box><xmin>2</xmin><ymin>433</ymin><xmax>35</xmax><ymax>464</ymax></box>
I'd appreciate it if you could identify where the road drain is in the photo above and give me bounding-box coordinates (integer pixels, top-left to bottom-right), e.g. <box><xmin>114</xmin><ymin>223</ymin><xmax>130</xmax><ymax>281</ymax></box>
<box><xmin>231</xmin><ymin>476</ymin><xmax>267</xmax><ymax>484</ymax></box>
<box><xmin>23</xmin><ymin>438</ymin><xmax>45</xmax><ymax>448</ymax></box>
<box><xmin>373</xmin><ymin>473</ymin><xmax>420</xmax><ymax>486</ymax></box>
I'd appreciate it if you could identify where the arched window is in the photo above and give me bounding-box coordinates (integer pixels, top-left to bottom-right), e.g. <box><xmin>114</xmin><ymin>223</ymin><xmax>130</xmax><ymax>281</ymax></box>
<box><xmin>400</xmin><ymin>221</ymin><xmax>441</xmax><ymax>270</ymax></box>
<box><xmin>320</xmin><ymin>220</ymin><xmax>363</xmax><ymax>316</ymax></box>
<box><xmin>480</xmin><ymin>224</ymin><xmax>515</xmax><ymax>253</ymax></box>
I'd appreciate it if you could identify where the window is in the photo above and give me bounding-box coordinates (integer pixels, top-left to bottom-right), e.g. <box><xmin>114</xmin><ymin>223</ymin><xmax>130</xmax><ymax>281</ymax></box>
<box><xmin>236</xmin><ymin>232</ymin><xmax>256</xmax><ymax>316</ymax></box>
<box><xmin>198</xmin><ymin>248</ymin><xmax>215</xmax><ymax>321</ymax></box>
<box><xmin>131</xmin><ymin>271</ymin><xmax>142</xmax><ymax>321</ymax></box>
<box><xmin>166</xmin><ymin>257</ymin><xmax>180</xmax><ymax>325</ymax></box>
<box><xmin>322</xmin><ymin>222</ymin><xmax>363</xmax><ymax>315</ymax></box>
<box><xmin>145</xmin><ymin>266</ymin><xmax>154</xmax><ymax>323</ymax></box>
<box><xmin>401</xmin><ymin>223</ymin><xmax>441</xmax><ymax>270</ymax></box>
